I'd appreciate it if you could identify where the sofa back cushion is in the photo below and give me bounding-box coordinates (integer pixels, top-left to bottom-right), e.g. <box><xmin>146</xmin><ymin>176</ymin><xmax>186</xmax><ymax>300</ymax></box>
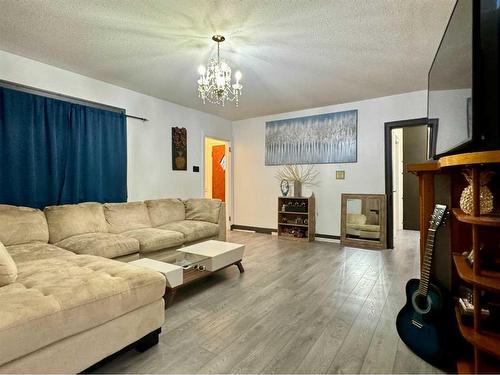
<box><xmin>145</xmin><ymin>199</ymin><xmax>185</xmax><ymax>227</ymax></box>
<box><xmin>347</xmin><ymin>213</ymin><xmax>367</xmax><ymax>225</ymax></box>
<box><xmin>0</xmin><ymin>242</ymin><xmax>17</xmax><ymax>286</ymax></box>
<box><xmin>0</xmin><ymin>205</ymin><xmax>49</xmax><ymax>246</ymax></box>
<box><xmin>104</xmin><ymin>202</ymin><xmax>151</xmax><ymax>233</ymax></box>
<box><xmin>184</xmin><ymin>199</ymin><xmax>221</xmax><ymax>224</ymax></box>
<box><xmin>44</xmin><ymin>203</ymin><xmax>108</xmax><ymax>244</ymax></box>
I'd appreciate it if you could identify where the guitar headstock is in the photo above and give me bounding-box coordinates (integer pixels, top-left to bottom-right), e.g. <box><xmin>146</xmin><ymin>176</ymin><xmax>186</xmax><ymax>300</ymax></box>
<box><xmin>429</xmin><ymin>204</ymin><xmax>448</xmax><ymax>230</ymax></box>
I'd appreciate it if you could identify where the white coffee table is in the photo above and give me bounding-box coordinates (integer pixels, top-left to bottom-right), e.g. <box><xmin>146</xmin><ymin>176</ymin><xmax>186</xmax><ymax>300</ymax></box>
<box><xmin>130</xmin><ymin>240</ymin><xmax>245</xmax><ymax>307</ymax></box>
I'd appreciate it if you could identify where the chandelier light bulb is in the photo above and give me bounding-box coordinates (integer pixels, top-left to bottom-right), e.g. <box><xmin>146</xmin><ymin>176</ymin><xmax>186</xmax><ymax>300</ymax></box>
<box><xmin>235</xmin><ymin>71</ymin><xmax>242</xmax><ymax>82</ymax></box>
<box><xmin>198</xmin><ymin>65</ymin><xmax>206</xmax><ymax>75</ymax></box>
<box><xmin>215</xmin><ymin>71</ymin><xmax>225</xmax><ymax>88</ymax></box>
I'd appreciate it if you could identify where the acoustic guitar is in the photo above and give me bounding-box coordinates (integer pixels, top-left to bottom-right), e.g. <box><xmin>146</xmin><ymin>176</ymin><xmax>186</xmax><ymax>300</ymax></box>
<box><xmin>396</xmin><ymin>204</ymin><xmax>451</xmax><ymax>368</ymax></box>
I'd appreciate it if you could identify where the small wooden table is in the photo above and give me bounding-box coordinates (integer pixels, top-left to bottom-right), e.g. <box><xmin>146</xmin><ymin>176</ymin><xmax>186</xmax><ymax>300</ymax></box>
<box><xmin>130</xmin><ymin>240</ymin><xmax>245</xmax><ymax>307</ymax></box>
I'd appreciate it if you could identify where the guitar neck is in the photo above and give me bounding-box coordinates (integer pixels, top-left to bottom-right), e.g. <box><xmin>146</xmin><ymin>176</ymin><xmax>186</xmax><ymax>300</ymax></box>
<box><xmin>418</xmin><ymin>228</ymin><xmax>436</xmax><ymax>296</ymax></box>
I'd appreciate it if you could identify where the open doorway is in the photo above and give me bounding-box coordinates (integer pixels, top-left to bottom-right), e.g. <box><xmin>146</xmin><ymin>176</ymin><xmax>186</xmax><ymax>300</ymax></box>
<box><xmin>204</xmin><ymin>136</ymin><xmax>231</xmax><ymax>230</ymax></box>
<box><xmin>385</xmin><ymin>118</ymin><xmax>437</xmax><ymax>248</ymax></box>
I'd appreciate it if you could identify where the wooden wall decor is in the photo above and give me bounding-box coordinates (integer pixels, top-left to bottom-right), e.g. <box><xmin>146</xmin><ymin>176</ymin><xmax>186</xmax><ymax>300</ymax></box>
<box><xmin>172</xmin><ymin>127</ymin><xmax>187</xmax><ymax>171</ymax></box>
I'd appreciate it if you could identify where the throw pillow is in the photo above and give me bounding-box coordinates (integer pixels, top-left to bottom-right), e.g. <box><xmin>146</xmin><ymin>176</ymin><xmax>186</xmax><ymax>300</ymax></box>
<box><xmin>0</xmin><ymin>242</ymin><xmax>17</xmax><ymax>286</ymax></box>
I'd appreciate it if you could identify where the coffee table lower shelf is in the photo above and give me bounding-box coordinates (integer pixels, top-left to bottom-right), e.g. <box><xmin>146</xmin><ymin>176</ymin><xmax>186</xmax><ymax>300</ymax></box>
<box><xmin>164</xmin><ymin>260</ymin><xmax>244</xmax><ymax>306</ymax></box>
<box><xmin>130</xmin><ymin>240</ymin><xmax>246</xmax><ymax>308</ymax></box>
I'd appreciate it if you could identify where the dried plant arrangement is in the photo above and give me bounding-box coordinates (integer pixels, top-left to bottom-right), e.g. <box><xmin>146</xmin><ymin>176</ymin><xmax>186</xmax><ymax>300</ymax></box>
<box><xmin>274</xmin><ymin>164</ymin><xmax>320</xmax><ymax>186</ymax></box>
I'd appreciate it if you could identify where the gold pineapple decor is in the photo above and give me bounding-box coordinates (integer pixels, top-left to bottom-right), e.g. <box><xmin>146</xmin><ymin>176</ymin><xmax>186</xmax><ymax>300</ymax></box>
<box><xmin>459</xmin><ymin>169</ymin><xmax>495</xmax><ymax>215</ymax></box>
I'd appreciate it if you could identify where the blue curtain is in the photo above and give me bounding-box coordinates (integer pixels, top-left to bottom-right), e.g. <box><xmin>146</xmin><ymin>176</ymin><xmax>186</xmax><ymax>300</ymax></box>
<box><xmin>0</xmin><ymin>87</ymin><xmax>127</xmax><ymax>208</ymax></box>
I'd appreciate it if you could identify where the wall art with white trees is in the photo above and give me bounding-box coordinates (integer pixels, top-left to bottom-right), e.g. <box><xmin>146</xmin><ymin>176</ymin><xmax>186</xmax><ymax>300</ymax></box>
<box><xmin>265</xmin><ymin>110</ymin><xmax>357</xmax><ymax>165</ymax></box>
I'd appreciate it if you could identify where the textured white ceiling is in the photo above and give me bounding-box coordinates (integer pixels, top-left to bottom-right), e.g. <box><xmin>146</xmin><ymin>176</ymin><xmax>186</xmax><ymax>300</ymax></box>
<box><xmin>0</xmin><ymin>0</ymin><xmax>455</xmax><ymax>120</ymax></box>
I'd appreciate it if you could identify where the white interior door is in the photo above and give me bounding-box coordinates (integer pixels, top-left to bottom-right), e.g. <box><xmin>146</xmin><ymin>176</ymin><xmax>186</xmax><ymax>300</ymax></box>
<box><xmin>391</xmin><ymin>128</ymin><xmax>404</xmax><ymax>231</ymax></box>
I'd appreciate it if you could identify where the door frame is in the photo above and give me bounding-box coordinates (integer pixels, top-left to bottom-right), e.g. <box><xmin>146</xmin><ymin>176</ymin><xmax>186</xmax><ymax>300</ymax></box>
<box><xmin>384</xmin><ymin>118</ymin><xmax>438</xmax><ymax>248</ymax></box>
<box><xmin>202</xmin><ymin>135</ymin><xmax>232</xmax><ymax>230</ymax></box>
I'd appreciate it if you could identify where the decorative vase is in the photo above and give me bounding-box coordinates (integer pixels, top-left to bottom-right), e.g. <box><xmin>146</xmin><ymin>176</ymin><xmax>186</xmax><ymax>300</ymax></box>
<box><xmin>293</xmin><ymin>181</ymin><xmax>302</xmax><ymax>197</ymax></box>
<box><xmin>459</xmin><ymin>170</ymin><xmax>494</xmax><ymax>215</ymax></box>
<box><xmin>175</xmin><ymin>151</ymin><xmax>186</xmax><ymax>170</ymax></box>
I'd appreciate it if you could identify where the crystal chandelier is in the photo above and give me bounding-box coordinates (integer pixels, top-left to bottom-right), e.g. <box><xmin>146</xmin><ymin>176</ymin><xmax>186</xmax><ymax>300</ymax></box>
<box><xmin>197</xmin><ymin>35</ymin><xmax>243</xmax><ymax>107</ymax></box>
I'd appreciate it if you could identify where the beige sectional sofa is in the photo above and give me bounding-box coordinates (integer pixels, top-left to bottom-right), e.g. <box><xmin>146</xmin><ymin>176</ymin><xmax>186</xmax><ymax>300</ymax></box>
<box><xmin>0</xmin><ymin>198</ymin><xmax>225</xmax><ymax>373</ymax></box>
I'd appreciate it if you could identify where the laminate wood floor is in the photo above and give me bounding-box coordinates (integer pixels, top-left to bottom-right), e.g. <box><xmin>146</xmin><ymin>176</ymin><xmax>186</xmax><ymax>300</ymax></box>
<box><xmin>92</xmin><ymin>230</ymin><xmax>442</xmax><ymax>374</ymax></box>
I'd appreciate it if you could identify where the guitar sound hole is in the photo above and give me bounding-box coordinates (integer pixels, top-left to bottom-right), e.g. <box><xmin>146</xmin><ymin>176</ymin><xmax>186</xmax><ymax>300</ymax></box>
<box><xmin>415</xmin><ymin>294</ymin><xmax>429</xmax><ymax>310</ymax></box>
<box><xmin>412</xmin><ymin>292</ymin><xmax>432</xmax><ymax>314</ymax></box>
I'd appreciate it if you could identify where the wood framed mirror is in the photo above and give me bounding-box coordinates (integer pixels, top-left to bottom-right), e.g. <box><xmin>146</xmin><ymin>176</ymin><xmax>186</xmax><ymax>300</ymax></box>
<box><xmin>341</xmin><ymin>193</ymin><xmax>387</xmax><ymax>249</ymax></box>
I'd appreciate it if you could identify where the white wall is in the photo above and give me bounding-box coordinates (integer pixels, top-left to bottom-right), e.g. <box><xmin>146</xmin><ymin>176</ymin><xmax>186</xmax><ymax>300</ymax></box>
<box><xmin>232</xmin><ymin>91</ymin><xmax>427</xmax><ymax>237</ymax></box>
<box><xmin>0</xmin><ymin>50</ymin><xmax>232</xmax><ymax>201</ymax></box>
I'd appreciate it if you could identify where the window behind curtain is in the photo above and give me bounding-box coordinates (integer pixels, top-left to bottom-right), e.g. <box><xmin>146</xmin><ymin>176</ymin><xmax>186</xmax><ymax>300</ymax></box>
<box><xmin>0</xmin><ymin>87</ymin><xmax>127</xmax><ymax>208</ymax></box>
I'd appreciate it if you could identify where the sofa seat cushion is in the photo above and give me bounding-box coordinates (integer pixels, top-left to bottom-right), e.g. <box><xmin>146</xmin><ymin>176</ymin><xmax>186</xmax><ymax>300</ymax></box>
<box><xmin>145</xmin><ymin>198</ymin><xmax>185</xmax><ymax>227</ymax></box>
<box><xmin>56</xmin><ymin>233</ymin><xmax>140</xmax><ymax>259</ymax></box>
<box><xmin>184</xmin><ymin>199</ymin><xmax>221</xmax><ymax>224</ymax></box>
<box><xmin>0</xmin><ymin>205</ymin><xmax>49</xmax><ymax>246</ymax></box>
<box><xmin>6</xmin><ymin>242</ymin><xmax>73</xmax><ymax>264</ymax></box>
<box><xmin>158</xmin><ymin>220</ymin><xmax>219</xmax><ymax>243</ymax></box>
<box><xmin>0</xmin><ymin>254</ymin><xmax>166</xmax><ymax>367</ymax></box>
<box><xmin>120</xmin><ymin>228</ymin><xmax>184</xmax><ymax>253</ymax></box>
<box><xmin>346</xmin><ymin>223</ymin><xmax>380</xmax><ymax>232</ymax></box>
<box><xmin>44</xmin><ymin>203</ymin><xmax>108</xmax><ymax>244</ymax></box>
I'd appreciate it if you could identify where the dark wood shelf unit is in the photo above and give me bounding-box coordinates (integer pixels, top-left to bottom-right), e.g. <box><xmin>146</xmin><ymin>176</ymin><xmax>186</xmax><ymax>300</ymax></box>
<box><xmin>452</xmin><ymin>208</ymin><xmax>500</xmax><ymax>227</ymax></box>
<box><xmin>455</xmin><ymin>307</ymin><xmax>500</xmax><ymax>358</ymax></box>
<box><xmin>457</xmin><ymin>356</ymin><xmax>500</xmax><ymax>375</ymax></box>
<box><xmin>278</xmin><ymin>222</ymin><xmax>308</xmax><ymax>228</ymax></box>
<box><xmin>278</xmin><ymin>211</ymin><xmax>308</xmax><ymax>215</ymax></box>
<box><xmin>408</xmin><ymin>150</ymin><xmax>500</xmax><ymax>373</ymax></box>
<box><xmin>453</xmin><ymin>254</ymin><xmax>500</xmax><ymax>292</ymax></box>
<box><xmin>277</xmin><ymin>195</ymin><xmax>315</xmax><ymax>242</ymax></box>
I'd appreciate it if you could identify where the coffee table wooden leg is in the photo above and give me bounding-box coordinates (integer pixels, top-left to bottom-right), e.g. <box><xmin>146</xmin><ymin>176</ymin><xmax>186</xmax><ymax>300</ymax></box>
<box><xmin>164</xmin><ymin>289</ymin><xmax>177</xmax><ymax>308</ymax></box>
<box><xmin>236</xmin><ymin>261</ymin><xmax>245</xmax><ymax>273</ymax></box>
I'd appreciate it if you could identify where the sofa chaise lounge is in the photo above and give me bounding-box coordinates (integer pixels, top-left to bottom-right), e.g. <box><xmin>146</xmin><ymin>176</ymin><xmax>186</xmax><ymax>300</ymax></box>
<box><xmin>0</xmin><ymin>198</ymin><xmax>225</xmax><ymax>373</ymax></box>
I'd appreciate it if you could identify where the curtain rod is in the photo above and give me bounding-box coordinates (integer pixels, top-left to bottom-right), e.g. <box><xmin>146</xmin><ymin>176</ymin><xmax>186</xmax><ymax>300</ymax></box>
<box><xmin>126</xmin><ymin>114</ymin><xmax>148</xmax><ymax>122</ymax></box>
<box><xmin>0</xmin><ymin>79</ymin><xmax>149</xmax><ymax>122</ymax></box>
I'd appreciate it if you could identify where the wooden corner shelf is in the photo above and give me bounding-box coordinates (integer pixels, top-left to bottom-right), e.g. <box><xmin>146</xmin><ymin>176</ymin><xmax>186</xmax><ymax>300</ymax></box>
<box><xmin>410</xmin><ymin>150</ymin><xmax>500</xmax><ymax>373</ymax></box>
<box><xmin>455</xmin><ymin>307</ymin><xmax>500</xmax><ymax>358</ymax></box>
<box><xmin>406</xmin><ymin>160</ymin><xmax>441</xmax><ymax>173</ymax></box>
<box><xmin>440</xmin><ymin>150</ymin><xmax>500</xmax><ymax>168</ymax></box>
<box><xmin>457</xmin><ymin>356</ymin><xmax>500</xmax><ymax>374</ymax></box>
<box><xmin>457</xmin><ymin>357</ymin><xmax>474</xmax><ymax>374</ymax></box>
<box><xmin>452</xmin><ymin>208</ymin><xmax>500</xmax><ymax>227</ymax></box>
<box><xmin>407</xmin><ymin>151</ymin><xmax>500</xmax><ymax>174</ymax></box>
<box><xmin>453</xmin><ymin>254</ymin><xmax>500</xmax><ymax>292</ymax></box>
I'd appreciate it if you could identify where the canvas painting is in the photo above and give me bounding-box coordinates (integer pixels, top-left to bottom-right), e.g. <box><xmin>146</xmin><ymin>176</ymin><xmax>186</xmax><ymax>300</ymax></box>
<box><xmin>265</xmin><ymin>110</ymin><xmax>357</xmax><ymax>165</ymax></box>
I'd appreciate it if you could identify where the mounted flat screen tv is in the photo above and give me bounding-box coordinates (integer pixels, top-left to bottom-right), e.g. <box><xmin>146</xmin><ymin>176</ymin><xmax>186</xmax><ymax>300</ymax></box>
<box><xmin>428</xmin><ymin>0</ymin><xmax>500</xmax><ymax>158</ymax></box>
